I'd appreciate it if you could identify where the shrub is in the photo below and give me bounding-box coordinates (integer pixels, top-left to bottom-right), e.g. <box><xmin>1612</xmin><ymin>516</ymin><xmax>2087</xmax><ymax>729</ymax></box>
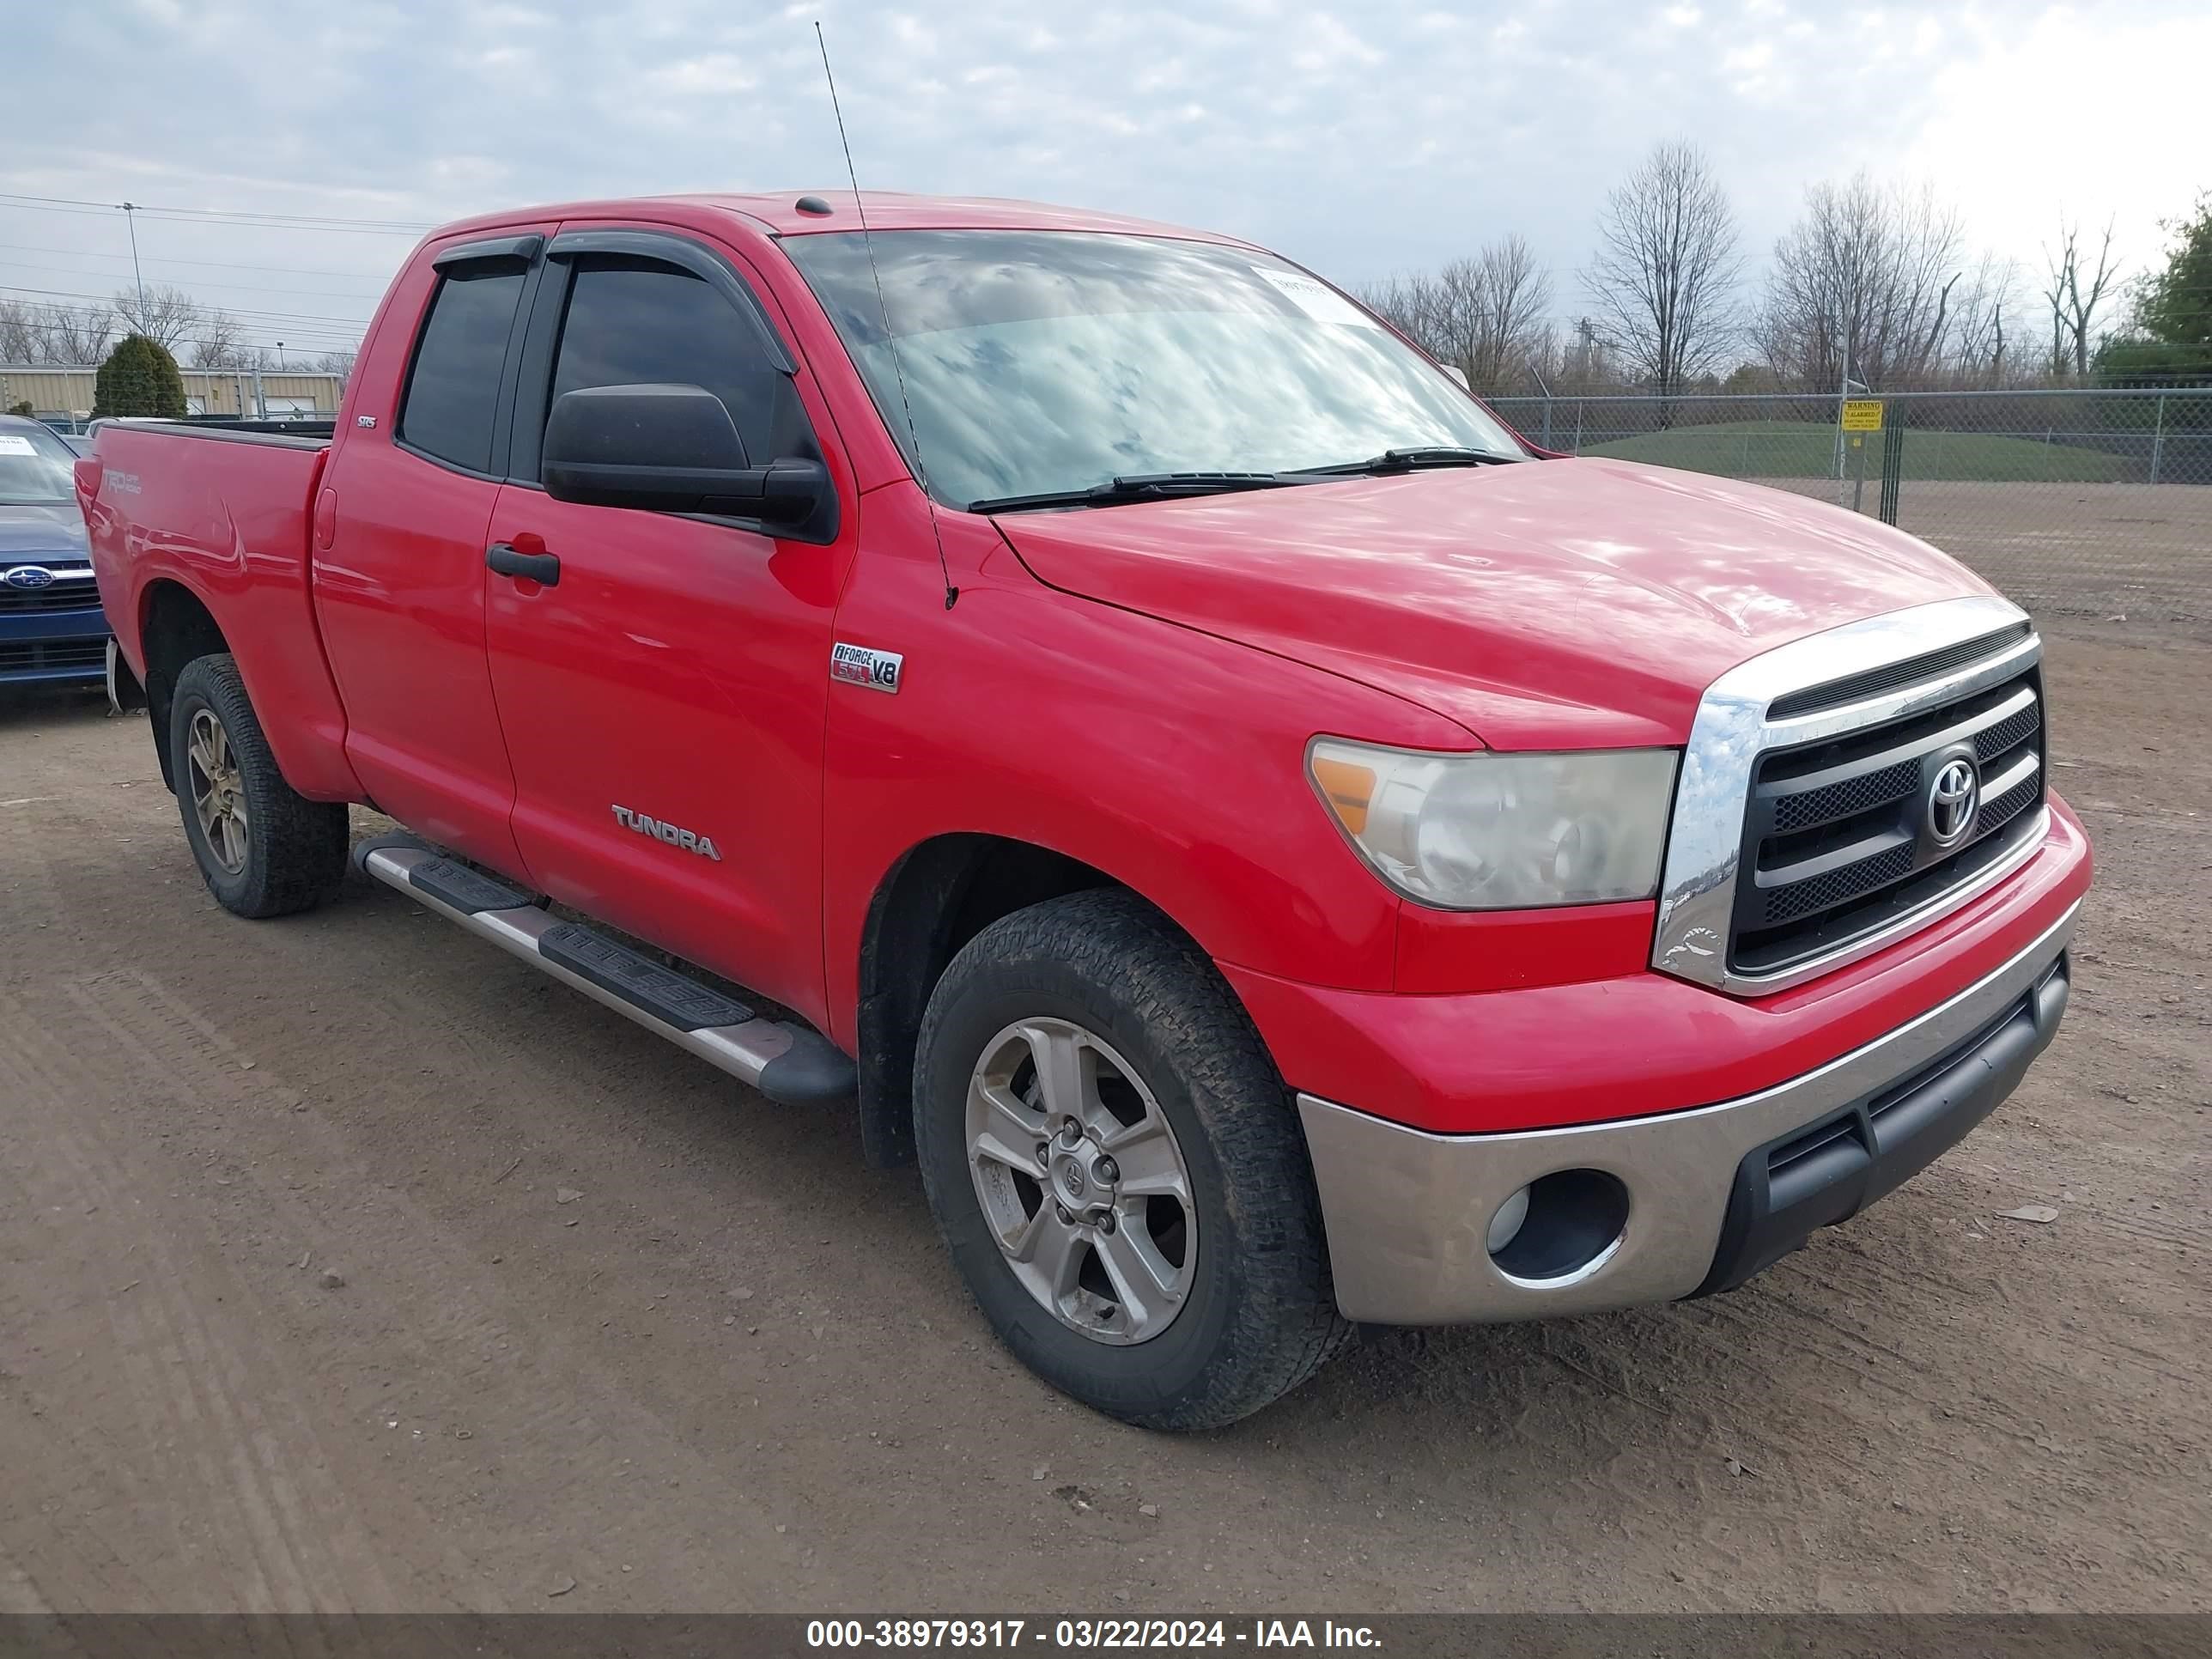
<box><xmin>93</xmin><ymin>334</ymin><xmax>187</xmax><ymax>419</ymax></box>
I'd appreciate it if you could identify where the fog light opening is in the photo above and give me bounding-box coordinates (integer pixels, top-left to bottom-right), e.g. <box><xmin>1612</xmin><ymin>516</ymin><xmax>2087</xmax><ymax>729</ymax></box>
<box><xmin>1489</xmin><ymin>1169</ymin><xmax>1630</xmax><ymax>1286</ymax></box>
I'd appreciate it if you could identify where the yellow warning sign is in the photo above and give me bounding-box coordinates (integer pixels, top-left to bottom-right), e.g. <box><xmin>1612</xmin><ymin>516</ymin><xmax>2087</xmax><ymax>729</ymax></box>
<box><xmin>1841</xmin><ymin>399</ymin><xmax>1885</xmax><ymax>432</ymax></box>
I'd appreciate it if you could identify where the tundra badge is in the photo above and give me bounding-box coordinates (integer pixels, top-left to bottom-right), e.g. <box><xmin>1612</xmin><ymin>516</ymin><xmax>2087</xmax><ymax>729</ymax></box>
<box><xmin>830</xmin><ymin>641</ymin><xmax>902</xmax><ymax>694</ymax></box>
<box><xmin>611</xmin><ymin>805</ymin><xmax>722</xmax><ymax>861</ymax></box>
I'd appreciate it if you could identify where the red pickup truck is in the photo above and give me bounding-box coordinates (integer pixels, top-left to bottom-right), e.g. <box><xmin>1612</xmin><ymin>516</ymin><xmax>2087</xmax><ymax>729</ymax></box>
<box><xmin>79</xmin><ymin>191</ymin><xmax>2091</xmax><ymax>1429</ymax></box>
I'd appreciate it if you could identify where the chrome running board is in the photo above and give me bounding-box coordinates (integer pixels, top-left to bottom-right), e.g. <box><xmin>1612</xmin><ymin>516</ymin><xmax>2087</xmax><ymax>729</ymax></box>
<box><xmin>353</xmin><ymin>836</ymin><xmax>855</xmax><ymax>1104</ymax></box>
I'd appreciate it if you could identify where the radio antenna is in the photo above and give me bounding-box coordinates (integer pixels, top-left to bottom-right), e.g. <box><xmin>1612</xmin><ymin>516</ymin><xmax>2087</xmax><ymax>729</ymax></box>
<box><xmin>815</xmin><ymin>21</ymin><xmax>957</xmax><ymax>611</ymax></box>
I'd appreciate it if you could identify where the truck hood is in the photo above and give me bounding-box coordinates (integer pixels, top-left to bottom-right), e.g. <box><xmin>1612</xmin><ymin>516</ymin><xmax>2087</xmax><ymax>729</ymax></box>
<box><xmin>0</xmin><ymin>503</ymin><xmax>90</xmax><ymax>562</ymax></box>
<box><xmin>994</xmin><ymin>458</ymin><xmax>1995</xmax><ymax>748</ymax></box>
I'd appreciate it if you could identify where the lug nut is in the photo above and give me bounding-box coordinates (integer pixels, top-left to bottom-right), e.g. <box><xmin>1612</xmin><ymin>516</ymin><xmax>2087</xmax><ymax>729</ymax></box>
<box><xmin>1097</xmin><ymin>1211</ymin><xmax>1117</xmax><ymax>1234</ymax></box>
<box><xmin>1094</xmin><ymin>1157</ymin><xmax>1119</xmax><ymax>1184</ymax></box>
<box><xmin>1060</xmin><ymin>1119</ymin><xmax>1084</xmax><ymax>1146</ymax></box>
<box><xmin>1055</xmin><ymin>1204</ymin><xmax>1075</xmax><ymax>1226</ymax></box>
<box><xmin>1035</xmin><ymin>1141</ymin><xmax>1051</xmax><ymax>1166</ymax></box>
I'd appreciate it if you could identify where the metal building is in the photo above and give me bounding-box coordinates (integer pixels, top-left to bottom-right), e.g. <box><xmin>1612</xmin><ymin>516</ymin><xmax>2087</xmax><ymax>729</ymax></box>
<box><xmin>0</xmin><ymin>365</ymin><xmax>343</xmax><ymax>429</ymax></box>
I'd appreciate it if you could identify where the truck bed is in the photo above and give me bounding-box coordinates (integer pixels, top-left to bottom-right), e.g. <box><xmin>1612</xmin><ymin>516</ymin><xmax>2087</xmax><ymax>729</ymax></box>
<box><xmin>82</xmin><ymin>422</ymin><xmax>332</xmax><ymax>612</ymax></box>
<box><xmin>80</xmin><ymin>418</ymin><xmax>358</xmax><ymax>800</ymax></box>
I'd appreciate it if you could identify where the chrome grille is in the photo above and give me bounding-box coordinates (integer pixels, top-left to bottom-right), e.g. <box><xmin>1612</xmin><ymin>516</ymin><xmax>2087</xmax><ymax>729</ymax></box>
<box><xmin>1652</xmin><ymin>598</ymin><xmax>2052</xmax><ymax>998</ymax></box>
<box><xmin>1731</xmin><ymin>670</ymin><xmax>2045</xmax><ymax>978</ymax></box>
<box><xmin>1975</xmin><ymin>763</ymin><xmax>2041</xmax><ymax>838</ymax></box>
<box><xmin>1769</xmin><ymin>757</ymin><xmax>1920</xmax><ymax>835</ymax></box>
<box><xmin>1761</xmin><ymin>621</ymin><xmax>2033</xmax><ymax>720</ymax></box>
<box><xmin>1974</xmin><ymin>702</ymin><xmax>2040</xmax><ymax>763</ymax></box>
<box><xmin>1761</xmin><ymin>842</ymin><xmax>1916</xmax><ymax>926</ymax></box>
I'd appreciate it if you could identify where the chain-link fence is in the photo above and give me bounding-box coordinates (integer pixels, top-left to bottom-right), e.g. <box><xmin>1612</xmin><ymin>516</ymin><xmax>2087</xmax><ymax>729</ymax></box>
<box><xmin>1483</xmin><ymin>388</ymin><xmax>2212</xmax><ymax>636</ymax></box>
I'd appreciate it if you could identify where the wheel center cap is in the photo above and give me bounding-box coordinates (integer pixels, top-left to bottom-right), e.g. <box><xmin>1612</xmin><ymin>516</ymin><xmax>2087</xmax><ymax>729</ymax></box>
<box><xmin>1054</xmin><ymin>1156</ymin><xmax>1087</xmax><ymax>1200</ymax></box>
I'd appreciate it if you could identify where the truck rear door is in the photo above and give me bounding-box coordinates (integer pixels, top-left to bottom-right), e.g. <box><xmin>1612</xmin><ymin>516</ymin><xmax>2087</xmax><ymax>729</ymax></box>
<box><xmin>478</xmin><ymin>225</ymin><xmax>854</xmax><ymax>1027</ymax></box>
<box><xmin>313</xmin><ymin>229</ymin><xmax>554</xmax><ymax>873</ymax></box>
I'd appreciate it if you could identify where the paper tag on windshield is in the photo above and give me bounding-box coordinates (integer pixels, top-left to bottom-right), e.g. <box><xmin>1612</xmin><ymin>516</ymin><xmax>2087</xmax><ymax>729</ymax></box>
<box><xmin>1253</xmin><ymin>267</ymin><xmax>1376</xmax><ymax>327</ymax></box>
<box><xmin>0</xmin><ymin>435</ymin><xmax>39</xmax><ymax>454</ymax></box>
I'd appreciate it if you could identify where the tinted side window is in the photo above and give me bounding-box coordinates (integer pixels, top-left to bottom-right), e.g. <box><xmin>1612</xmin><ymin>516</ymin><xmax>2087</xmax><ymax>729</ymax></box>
<box><xmin>549</xmin><ymin>259</ymin><xmax>803</xmax><ymax>467</ymax></box>
<box><xmin>399</xmin><ymin>268</ymin><xmax>526</xmax><ymax>473</ymax></box>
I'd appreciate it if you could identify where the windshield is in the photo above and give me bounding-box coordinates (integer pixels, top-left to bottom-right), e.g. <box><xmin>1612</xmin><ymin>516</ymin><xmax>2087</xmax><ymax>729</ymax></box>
<box><xmin>0</xmin><ymin>423</ymin><xmax>79</xmax><ymax>506</ymax></box>
<box><xmin>784</xmin><ymin>230</ymin><xmax>1524</xmax><ymax>508</ymax></box>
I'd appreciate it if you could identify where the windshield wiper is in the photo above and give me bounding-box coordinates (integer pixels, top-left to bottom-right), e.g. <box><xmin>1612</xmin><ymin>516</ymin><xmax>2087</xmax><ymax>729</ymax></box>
<box><xmin>968</xmin><ymin>471</ymin><xmax>1318</xmax><ymax>514</ymax></box>
<box><xmin>1295</xmin><ymin>447</ymin><xmax>1520</xmax><ymax>477</ymax></box>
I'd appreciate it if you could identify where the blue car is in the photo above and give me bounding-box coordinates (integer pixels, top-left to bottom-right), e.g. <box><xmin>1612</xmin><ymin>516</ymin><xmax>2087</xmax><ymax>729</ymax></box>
<box><xmin>0</xmin><ymin>414</ymin><xmax>108</xmax><ymax>690</ymax></box>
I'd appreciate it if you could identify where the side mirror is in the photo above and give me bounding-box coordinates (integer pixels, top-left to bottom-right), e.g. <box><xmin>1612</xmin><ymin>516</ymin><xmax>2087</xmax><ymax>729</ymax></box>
<box><xmin>541</xmin><ymin>382</ymin><xmax>836</xmax><ymax>541</ymax></box>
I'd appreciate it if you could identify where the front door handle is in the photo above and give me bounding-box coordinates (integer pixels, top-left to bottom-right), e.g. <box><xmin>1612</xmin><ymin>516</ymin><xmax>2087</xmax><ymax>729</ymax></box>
<box><xmin>487</xmin><ymin>542</ymin><xmax>561</xmax><ymax>586</ymax></box>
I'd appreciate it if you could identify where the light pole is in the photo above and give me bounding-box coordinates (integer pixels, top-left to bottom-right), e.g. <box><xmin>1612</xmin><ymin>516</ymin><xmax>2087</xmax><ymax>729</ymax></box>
<box><xmin>118</xmin><ymin>202</ymin><xmax>148</xmax><ymax>325</ymax></box>
<box><xmin>276</xmin><ymin>341</ymin><xmax>286</xmax><ymax>369</ymax></box>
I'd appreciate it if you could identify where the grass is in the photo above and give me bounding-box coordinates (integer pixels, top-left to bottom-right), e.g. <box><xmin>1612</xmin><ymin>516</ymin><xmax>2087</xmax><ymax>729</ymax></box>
<box><xmin>1581</xmin><ymin>419</ymin><xmax>2135</xmax><ymax>483</ymax></box>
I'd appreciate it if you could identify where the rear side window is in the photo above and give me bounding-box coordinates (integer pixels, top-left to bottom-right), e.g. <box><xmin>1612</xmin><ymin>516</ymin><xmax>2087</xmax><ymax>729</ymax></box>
<box><xmin>547</xmin><ymin>258</ymin><xmax>804</xmax><ymax>466</ymax></box>
<box><xmin>399</xmin><ymin>267</ymin><xmax>526</xmax><ymax>473</ymax></box>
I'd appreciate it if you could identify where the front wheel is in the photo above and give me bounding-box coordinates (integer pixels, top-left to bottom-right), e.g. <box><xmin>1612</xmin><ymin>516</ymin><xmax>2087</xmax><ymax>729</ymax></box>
<box><xmin>170</xmin><ymin>653</ymin><xmax>349</xmax><ymax>918</ymax></box>
<box><xmin>914</xmin><ymin>890</ymin><xmax>1349</xmax><ymax>1431</ymax></box>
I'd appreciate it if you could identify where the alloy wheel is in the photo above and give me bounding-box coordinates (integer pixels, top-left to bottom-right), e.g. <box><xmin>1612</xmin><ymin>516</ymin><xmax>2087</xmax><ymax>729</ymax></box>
<box><xmin>186</xmin><ymin>707</ymin><xmax>249</xmax><ymax>874</ymax></box>
<box><xmin>964</xmin><ymin>1018</ymin><xmax>1198</xmax><ymax>1346</ymax></box>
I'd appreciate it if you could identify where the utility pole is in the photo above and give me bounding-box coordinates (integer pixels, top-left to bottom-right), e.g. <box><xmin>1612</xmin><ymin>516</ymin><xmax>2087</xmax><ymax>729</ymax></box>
<box><xmin>118</xmin><ymin>202</ymin><xmax>148</xmax><ymax>326</ymax></box>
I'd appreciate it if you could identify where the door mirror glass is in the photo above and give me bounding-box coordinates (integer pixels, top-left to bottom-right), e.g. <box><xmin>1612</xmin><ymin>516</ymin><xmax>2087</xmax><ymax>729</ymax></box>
<box><xmin>541</xmin><ymin>382</ymin><xmax>838</xmax><ymax>540</ymax></box>
<box><xmin>544</xmin><ymin>382</ymin><xmax>747</xmax><ymax>493</ymax></box>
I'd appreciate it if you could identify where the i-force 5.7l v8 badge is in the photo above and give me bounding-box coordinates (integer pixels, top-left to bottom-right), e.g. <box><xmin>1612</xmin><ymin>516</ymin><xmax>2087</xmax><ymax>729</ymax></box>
<box><xmin>830</xmin><ymin>641</ymin><xmax>902</xmax><ymax>694</ymax></box>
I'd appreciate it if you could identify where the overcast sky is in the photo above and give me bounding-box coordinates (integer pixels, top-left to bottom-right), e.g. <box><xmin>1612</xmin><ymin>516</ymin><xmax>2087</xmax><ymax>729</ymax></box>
<box><xmin>3</xmin><ymin>0</ymin><xmax>2204</xmax><ymax>362</ymax></box>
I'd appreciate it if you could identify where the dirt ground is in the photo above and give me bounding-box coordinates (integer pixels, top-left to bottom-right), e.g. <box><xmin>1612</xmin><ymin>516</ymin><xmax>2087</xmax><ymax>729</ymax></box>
<box><xmin>0</xmin><ymin>623</ymin><xmax>2204</xmax><ymax>1616</ymax></box>
<box><xmin>1758</xmin><ymin>478</ymin><xmax>2212</xmax><ymax>636</ymax></box>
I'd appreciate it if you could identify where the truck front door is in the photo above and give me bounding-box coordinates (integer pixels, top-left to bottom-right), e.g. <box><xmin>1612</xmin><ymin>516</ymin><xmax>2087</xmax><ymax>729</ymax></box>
<box><xmin>480</xmin><ymin>228</ymin><xmax>854</xmax><ymax>1029</ymax></box>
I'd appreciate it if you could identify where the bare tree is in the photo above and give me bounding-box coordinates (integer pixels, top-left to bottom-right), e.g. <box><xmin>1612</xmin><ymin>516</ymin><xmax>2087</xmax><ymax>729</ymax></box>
<box><xmin>311</xmin><ymin>348</ymin><xmax>359</xmax><ymax>388</ymax></box>
<box><xmin>1467</xmin><ymin>235</ymin><xmax>1553</xmax><ymax>391</ymax></box>
<box><xmin>1519</xmin><ymin>320</ymin><xmax>1564</xmax><ymax>390</ymax></box>
<box><xmin>1945</xmin><ymin>252</ymin><xmax>2024</xmax><ymax>385</ymax></box>
<box><xmin>0</xmin><ymin>299</ymin><xmax>41</xmax><ymax>362</ymax></box>
<box><xmin>2043</xmin><ymin>218</ymin><xmax>2120</xmax><ymax>378</ymax></box>
<box><xmin>112</xmin><ymin>283</ymin><xmax>206</xmax><ymax>354</ymax></box>
<box><xmin>52</xmin><ymin>303</ymin><xmax>117</xmax><ymax>364</ymax></box>
<box><xmin>1357</xmin><ymin>238</ymin><xmax>1553</xmax><ymax>394</ymax></box>
<box><xmin>1583</xmin><ymin>141</ymin><xmax>1743</xmax><ymax>404</ymax></box>
<box><xmin>189</xmin><ymin>309</ymin><xmax>252</xmax><ymax>368</ymax></box>
<box><xmin>1356</xmin><ymin>270</ymin><xmax>1449</xmax><ymax>359</ymax></box>
<box><xmin>1755</xmin><ymin>174</ymin><xmax>1966</xmax><ymax>389</ymax></box>
<box><xmin>0</xmin><ymin>298</ymin><xmax>117</xmax><ymax>365</ymax></box>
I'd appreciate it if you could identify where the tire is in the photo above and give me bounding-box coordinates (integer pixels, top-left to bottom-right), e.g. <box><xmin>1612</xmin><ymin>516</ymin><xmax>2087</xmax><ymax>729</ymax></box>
<box><xmin>915</xmin><ymin>889</ymin><xmax>1350</xmax><ymax>1431</ymax></box>
<box><xmin>170</xmin><ymin>653</ymin><xmax>349</xmax><ymax>919</ymax></box>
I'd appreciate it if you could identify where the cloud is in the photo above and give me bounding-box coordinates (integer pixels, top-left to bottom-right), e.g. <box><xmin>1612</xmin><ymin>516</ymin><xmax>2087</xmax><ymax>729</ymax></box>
<box><xmin>1</xmin><ymin>0</ymin><xmax>2199</xmax><ymax>359</ymax></box>
<box><xmin>1901</xmin><ymin>4</ymin><xmax>2212</xmax><ymax>278</ymax></box>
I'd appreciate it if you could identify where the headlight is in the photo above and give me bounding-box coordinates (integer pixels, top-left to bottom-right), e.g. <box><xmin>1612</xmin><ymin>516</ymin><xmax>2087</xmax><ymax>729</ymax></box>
<box><xmin>1308</xmin><ymin>739</ymin><xmax>1679</xmax><ymax>909</ymax></box>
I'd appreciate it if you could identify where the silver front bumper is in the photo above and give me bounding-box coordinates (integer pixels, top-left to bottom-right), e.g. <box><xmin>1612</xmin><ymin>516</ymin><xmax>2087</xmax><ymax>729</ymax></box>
<box><xmin>1297</xmin><ymin>902</ymin><xmax>2078</xmax><ymax>1325</ymax></box>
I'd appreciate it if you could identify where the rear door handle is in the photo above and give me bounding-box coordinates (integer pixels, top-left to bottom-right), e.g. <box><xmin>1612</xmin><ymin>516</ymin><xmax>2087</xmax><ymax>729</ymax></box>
<box><xmin>486</xmin><ymin>542</ymin><xmax>560</xmax><ymax>585</ymax></box>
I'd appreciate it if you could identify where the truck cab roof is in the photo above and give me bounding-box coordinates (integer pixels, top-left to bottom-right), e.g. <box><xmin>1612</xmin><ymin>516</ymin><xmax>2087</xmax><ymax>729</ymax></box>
<box><xmin>422</xmin><ymin>191</ymin><xmax>1255</xmax><ymax>246</ymax></box>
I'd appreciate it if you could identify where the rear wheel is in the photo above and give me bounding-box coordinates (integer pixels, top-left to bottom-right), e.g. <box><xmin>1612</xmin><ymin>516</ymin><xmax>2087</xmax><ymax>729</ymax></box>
<box><xmin>915</xmin><ymin>890</ymin><xmax>1349</xmax><ymax>1430</ymax></box>
<box><xmin>170</xmin><ymin>653</ymin><xmax>348</xmax><ymax>918</ymax></box>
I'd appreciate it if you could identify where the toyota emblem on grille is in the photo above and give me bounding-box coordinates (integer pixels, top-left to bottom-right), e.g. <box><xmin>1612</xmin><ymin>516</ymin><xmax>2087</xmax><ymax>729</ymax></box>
<box><xmin>3</xmin><ymin>566</ymin><xmax>57</xmax><ymax>590</ymax></box>
<box><xmin>1925</xmin><ymin>756</ymin><xmax>1980</xmax><ymax>847</ymax></box>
